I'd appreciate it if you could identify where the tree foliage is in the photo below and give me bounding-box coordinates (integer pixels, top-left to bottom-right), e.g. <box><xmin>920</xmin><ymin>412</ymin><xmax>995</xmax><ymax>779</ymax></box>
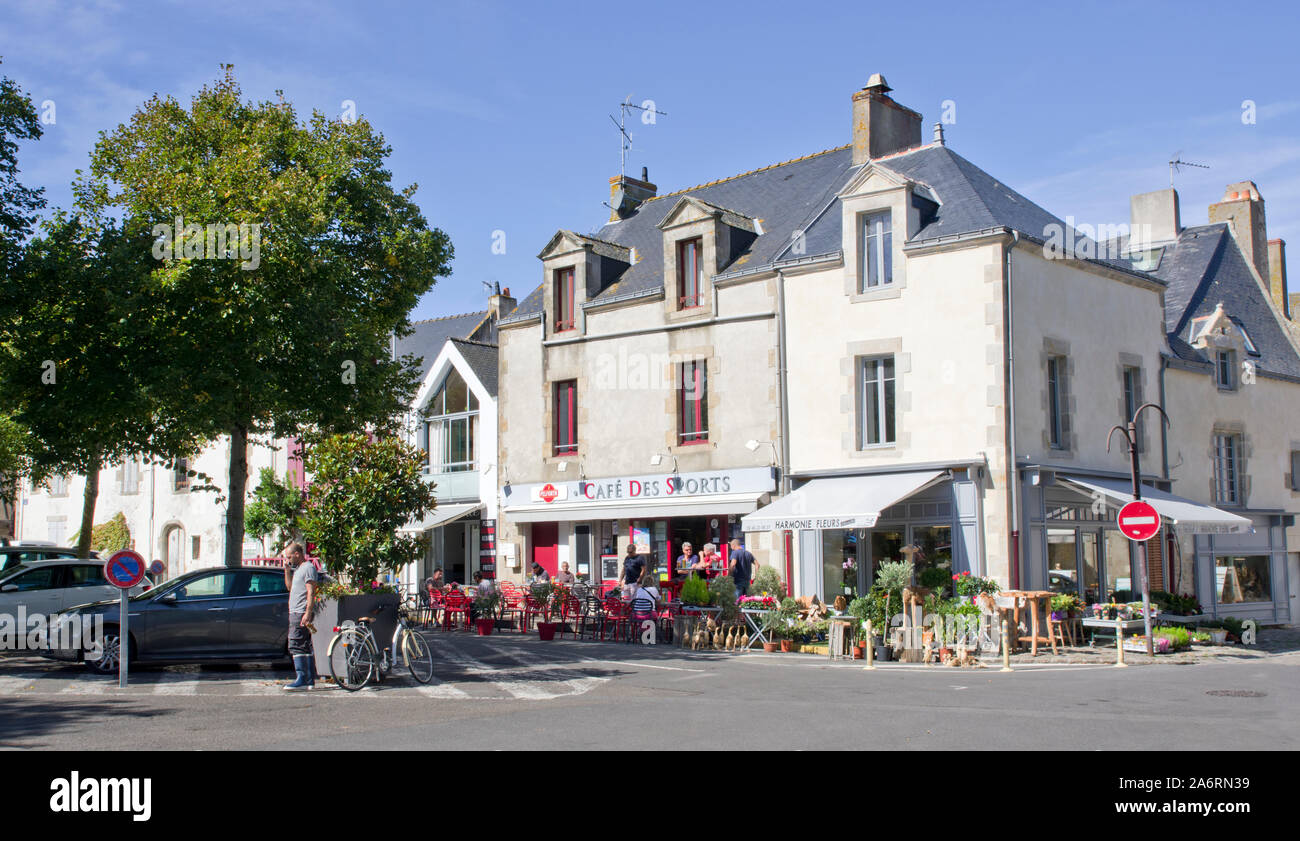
<box><xmin>300</xmin><ymin>432</ymin><xmax>435</xmax><ymax>587</ymax></box>
<box><xmin>244</xmin><ymin>465</ymin><xmax>303</xmax><ymax>554</ymax></box>
<box><xmin>69</xmin><ymin>511</ymin><xmax>131</xmax><ymax>555</ymax></box>
<box><xmin>0</xmin><ymin>58</ymin><xmax>44</xmax><ymax>273</ymax></box>
<box><xmin>75</xmin><ymin>67</ymin><xmax>453</xmax><ymax>565</ymax></box>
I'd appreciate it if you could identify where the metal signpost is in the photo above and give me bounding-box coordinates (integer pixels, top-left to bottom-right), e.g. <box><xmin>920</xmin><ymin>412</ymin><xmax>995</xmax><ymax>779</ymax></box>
<box><xmin>1107</xmin><ymin>403</ymin><xmax>1171</xmax><ymax>657</ymax></box>
<box><xmin>105</xmin><ymin>549</ymin><xmax>147</xmax><ymax>688</ymax></box>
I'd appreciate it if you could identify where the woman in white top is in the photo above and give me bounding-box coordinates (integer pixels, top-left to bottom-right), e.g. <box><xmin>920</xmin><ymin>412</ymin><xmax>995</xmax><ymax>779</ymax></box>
<box><xmin>631</xmin><ymin>574</ymin><xmax>660</xmax><ymax>607</ymax></box>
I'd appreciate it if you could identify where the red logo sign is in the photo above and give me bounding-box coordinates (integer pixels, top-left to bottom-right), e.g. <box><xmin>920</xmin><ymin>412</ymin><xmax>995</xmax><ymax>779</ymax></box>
<box><xmin>539</xmin><ymin>483</ymin><xmax>559</xmax><ymax>503</ymax></box>
<box><xmin>1118</xmin><ymin>500</ymin><xmax>1161</xmax><ymax>542</ymax></box>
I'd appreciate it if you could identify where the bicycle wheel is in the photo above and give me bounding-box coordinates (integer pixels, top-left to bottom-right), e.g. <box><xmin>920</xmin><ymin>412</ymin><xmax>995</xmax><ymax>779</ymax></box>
<box><xmin>402</xmin><ymin>628</ymin><xmax>435</xmax><ymax>684</ymax></box>
<box><xmin>329</xmin><ymin>627</ymin><xmax>378</xmax><ymax>691</ymax></box>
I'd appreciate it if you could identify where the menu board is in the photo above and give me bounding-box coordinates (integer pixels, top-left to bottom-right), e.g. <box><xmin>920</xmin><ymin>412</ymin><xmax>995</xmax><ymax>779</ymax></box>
<box><xmin>601</xmin><ymin>554</ymin><xmax>620</xmax><ymax>582</ymax></box>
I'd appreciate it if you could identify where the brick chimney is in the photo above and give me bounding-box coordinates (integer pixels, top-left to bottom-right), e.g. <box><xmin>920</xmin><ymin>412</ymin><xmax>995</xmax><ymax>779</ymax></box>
<box><xmin>851</xmin><ymin>74</ymin><xmax>922</xmax><ymax>165</ymax></box>
<box><xmin>608</xmin><ymin>166</ymin><xmax>657</xmax><ymax>222</ymax></box>
<box><xmin>1129</xmin><ymin>188</ymin><xmax>1181</xmax><ymax>248</ymax></box>
<box><xmin>1209</xmin><ymin>182</ymin><xmax>1269</xmax><ymax>282</ymax></box>
<box><xmin>1267</xmin><ymin>239</ymin><xmax>1290</xmax><ymax>320</ymax></box>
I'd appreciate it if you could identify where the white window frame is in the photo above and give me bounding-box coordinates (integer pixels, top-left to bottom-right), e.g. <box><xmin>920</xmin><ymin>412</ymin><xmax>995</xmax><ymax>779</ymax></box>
<box><xmin>857</xmin><ymin>355</ymin><xmax>896</xmax><ymax>448</ymax></box>
<box><xmin>859</xmin><ymin>211</ymin><xmax>893</xmax><ymax>292</ymax></box>
<box><xmin>1213</xmin><ymin>433</ymin><xmax>1242</xmax><ymax>505</ymax></box>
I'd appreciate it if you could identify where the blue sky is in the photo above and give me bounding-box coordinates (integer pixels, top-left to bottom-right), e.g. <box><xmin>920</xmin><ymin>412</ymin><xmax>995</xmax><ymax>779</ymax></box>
<box><xmin>4</xmin><ymin>0</ymin><xmax>1299</xmax><ymax>320</ymax></box>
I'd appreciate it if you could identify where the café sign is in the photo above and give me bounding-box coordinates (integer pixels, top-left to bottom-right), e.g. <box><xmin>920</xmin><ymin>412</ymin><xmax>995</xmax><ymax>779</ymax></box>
<box><xmin>513</xmin><ymin>467</ymin><xmax>776</xmax><ymax>506</ymax></box>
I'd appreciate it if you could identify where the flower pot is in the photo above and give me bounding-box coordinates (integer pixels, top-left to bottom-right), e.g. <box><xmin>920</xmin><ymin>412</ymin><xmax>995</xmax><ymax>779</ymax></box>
<box><xmin>874</xmin><ymin>644</ymin><xmax>891</xmax><ymax>662</ymax></box>
<box><xmin>763</xmin><ymin>642</ymin><xmax>779</xmax><ymax>653</ymax></box>
<box><xmin>1209</xmin><ymin>629</ymin><xmax>1228</xmax><ymax>645</ymax></box>
<box><xmin>475</xmin><ymin>618</ymin><xmax>494</xmax><ymax>636</ymax></box>
<box><xmin>537</xmin><ymin>622</ymin><xmax>558</xmax><ymax>641</ymax></box>
<box><xmin>780</xmin><ymin>639</ymin><xmax>793</xmax><ymax>652</ymax></box>
<box><xmin>852</xmin><ymin>645</ymin><xmax>864</xmax><ymax>660</ymax></box>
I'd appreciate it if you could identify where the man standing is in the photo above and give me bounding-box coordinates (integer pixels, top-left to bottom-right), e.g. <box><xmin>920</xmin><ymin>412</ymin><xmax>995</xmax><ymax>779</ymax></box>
<box><xmin>621</xmin><ymin>543</ymin><xmax>644</xmax><ymax>595</ymax></box>
<box><xmin>282</xmin><ymin>542</ymin><xmax>319</xmax><ymax>691</ymax></box>
<box><xmin>729</xmin><ymin>538</ymin><xmax>755</xmax><ymax>597</ymax></box>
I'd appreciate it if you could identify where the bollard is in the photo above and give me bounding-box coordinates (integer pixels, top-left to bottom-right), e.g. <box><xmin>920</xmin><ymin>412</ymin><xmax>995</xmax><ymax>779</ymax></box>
<box><xmin>1000</xmin><ymin>618</ymin><xmax>1012</xmax><ymax>672</ymax></box>
<box><xmin>863</xmin><ymin>621</ymin><xmax>876</xmax><ymax>670</ymax></box>
<box><xmin>1115</xmin><ymin>618</ymin><xmax>1128</xmax><ymax>668</ymax></box>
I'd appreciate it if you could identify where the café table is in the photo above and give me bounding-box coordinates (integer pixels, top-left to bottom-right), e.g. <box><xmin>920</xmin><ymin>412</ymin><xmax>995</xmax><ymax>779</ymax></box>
<box><xmin>999</xmin><ymin>589</ymin><xmax>1058</xmax><ymax>656</ymax></box>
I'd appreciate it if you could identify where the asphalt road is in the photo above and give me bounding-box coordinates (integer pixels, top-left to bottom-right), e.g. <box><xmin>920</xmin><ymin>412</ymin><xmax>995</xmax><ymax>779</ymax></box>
<box><xmin>1</xmin><ymin>633</ymin><xmax>1297</xmax><ymax>750</ymax></box>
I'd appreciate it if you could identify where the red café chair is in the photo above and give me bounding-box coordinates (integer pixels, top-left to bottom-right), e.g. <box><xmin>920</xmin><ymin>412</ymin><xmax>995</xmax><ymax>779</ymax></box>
<box><xmin>603</xmin><ymin>597</ymin><xmax>630</xmax><ymax>642</ymax></box>
<box><xmin>442</xmin><ymin>591</ymin><xmax>471</xmax><ymax>631</ymax></box>
<box><xmin>559</xmin><ymin>595</ymin><xmax>585</xmax><ymax>640</ymax></box>
<box><xmin>499</xmin><ymin>586</ymin><xmax>527</xmax><ymax>633</ymax></box>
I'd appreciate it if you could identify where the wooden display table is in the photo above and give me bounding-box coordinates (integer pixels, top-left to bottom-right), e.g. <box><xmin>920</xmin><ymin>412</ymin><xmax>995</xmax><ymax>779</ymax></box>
<box><xmin>1000</xmin><ymin>590</ymin><xmax>1058</xmax><ymax>656</ymax></box>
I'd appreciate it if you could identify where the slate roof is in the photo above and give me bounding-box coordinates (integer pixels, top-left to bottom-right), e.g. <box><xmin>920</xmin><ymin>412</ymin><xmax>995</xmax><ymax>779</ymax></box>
<box><xmin>1152</xmin><ymin>224</ymin><xmax>1300</xmax><ymax>379</ymax></box>
<box><xmin>503</xmin><ymin>141</ymin><xmax>1147</xmax><ymax>322</ymax></box>
<box><xmin>395</xmin><ymin>311</ymin><xmax>490</xmax><ymax>382</ymax></box>
<box><xmin>450</xmin><ymin>338</ymin><xmax>499</xmax><ymax>397</ymax></box>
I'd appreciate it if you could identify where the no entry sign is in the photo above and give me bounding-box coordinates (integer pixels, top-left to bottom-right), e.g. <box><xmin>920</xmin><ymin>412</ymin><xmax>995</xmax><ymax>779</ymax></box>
<box><xmin>105</xmin><ymin>549</ymin><xmax>147</xmax><ymax>589</ymax></box>
<box><xmin>1118</xmin><ymin>501</ymin><xmax>1161</xmax><ymax>542</ymax></box>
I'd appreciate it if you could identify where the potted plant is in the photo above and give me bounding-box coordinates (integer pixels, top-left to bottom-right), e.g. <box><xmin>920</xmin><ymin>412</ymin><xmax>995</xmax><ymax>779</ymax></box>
<box><xmin>532</xmin><ymin>582</ymin><xmax>562</xmax><ymax>640</ymax></box>
<box><xmin>1049</xmin><ymin>593</ymin><xmax>1080</xmax><ymax>621</ymax></box>
<box><xmin>301</xmin><ymin>433</ymin><xmax>437</xmax><ymax>671</ymax></box>
<box><xmin>761</xmin><ymin>608</ymin><xmax>786</xmax><ymax>652</ymax></box>
<box><xmin>473</xmin><ymin>590</ymin><xmax>500</xmax><ymax>635</ymax></box>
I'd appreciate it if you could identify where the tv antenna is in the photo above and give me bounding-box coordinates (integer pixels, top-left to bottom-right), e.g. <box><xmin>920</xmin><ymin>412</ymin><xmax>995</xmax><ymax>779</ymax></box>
<box><xmin>1168</xmin><ymin>152</ymin><xmax>1209</xmax><ymax>188</ymax></box>
<box><xmin>610</xmin><ymin>95</ymin><xmax>667</xmax><ymax>178</ymax></box>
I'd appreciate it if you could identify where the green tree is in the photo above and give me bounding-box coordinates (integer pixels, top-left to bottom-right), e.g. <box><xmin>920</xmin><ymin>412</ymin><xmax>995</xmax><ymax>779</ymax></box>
<box><xmin>0</xmin><ymin>57</ymin><xmax>45</xmax><ymax>273</ymax></box>
<box><xmin>244</xmin><ymin>466</ymin><xmax>303</xmax><ymax>554</ymax></box>
<box><xmin>0</xmin><ymin>215</ymin><xmax>207</xmax><ymax>557</ymax></box>
<box><xmin>69</xmin><ymin>511</ymin><xmax>131</xmax><ymax>554</ymax></box>
<box><xmin>300</xmin><ymin>432</ymin><xmax>435</xmax><ymax>588</ymax></box>
<box><xmin>77</xmin><ymin>67</ymin><xmax>453</xmax><ymax>567</ymax></box>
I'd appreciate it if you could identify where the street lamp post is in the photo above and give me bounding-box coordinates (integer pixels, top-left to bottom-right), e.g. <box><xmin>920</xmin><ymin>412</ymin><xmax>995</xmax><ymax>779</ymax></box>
<box><xmin>1106</xmin><ymin>402</ymin><xmax>1171</xmax><ymax>657</ymax></box>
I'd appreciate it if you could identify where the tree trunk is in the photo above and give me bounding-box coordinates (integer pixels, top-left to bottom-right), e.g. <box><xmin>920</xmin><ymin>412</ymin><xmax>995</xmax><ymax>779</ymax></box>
<box><xmin>77</xmin><ymin>466</ymin><xmax>100</xmax><ymax>559</ymax></box>
<box><xmin>224</xmin><ymin>425</ymin><xmax>249</xmax><ymax>568</ymax></box>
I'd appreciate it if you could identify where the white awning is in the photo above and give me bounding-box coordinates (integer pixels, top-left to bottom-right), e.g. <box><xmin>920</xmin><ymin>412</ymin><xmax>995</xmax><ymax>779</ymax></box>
<box><xmin>741</xmin><ymin>470</ymin><xmax>946</xmax><ymax>532</ymax></box>
<box><xmin>1055</xmin><ymin>476</ymin><xmax>1252</xmax><ymax>535</ymax></box>
<box><xmin>400</xmin><ymin>502</ymin><xmax>482</xmax><ymax>533</ymax></box>
<box><xmin>503</xmin><ymin>492</ymin><xmax>763</xmax><ymax>524</ymax></box>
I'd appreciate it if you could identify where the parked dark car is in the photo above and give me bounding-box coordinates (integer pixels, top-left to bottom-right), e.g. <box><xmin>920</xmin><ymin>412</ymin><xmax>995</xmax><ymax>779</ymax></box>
<box><xmin>47</xmin><ymin>565</ymin><xmax>292</xmax><ymax>673</ymax></box>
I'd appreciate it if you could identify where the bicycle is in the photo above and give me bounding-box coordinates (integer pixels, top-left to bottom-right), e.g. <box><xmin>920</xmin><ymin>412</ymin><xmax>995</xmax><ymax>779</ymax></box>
<box><xmin>326</xmin><ymin>603</ymin><xmax>435</xmax><ymax>691</ymax></box>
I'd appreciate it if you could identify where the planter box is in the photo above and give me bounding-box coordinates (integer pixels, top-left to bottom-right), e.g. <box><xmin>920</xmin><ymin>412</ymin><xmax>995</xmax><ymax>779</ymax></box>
<box><xmin>310</xmin><ymin>592</ymin><xmax>401</xmax><ymax>678</ymax></box>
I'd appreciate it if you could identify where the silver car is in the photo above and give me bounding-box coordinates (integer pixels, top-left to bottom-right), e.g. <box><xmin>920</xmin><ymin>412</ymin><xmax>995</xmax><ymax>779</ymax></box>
<box><xmin>0</xmin><ymin>558</ymin><xmax>140</xmax><ymax>618</ymax></box>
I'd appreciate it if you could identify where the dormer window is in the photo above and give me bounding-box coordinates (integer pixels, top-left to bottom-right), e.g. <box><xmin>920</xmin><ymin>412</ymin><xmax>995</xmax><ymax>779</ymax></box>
<box><xmin>554</xmin><ymin>268</ymin><xmax>575</xmax><ymax>331</ymax></box>
<box><xmin>859</xmin><ymin>211</ymin><xmax>893</xmax><ymax>291</ymax></box>
<box><xmin>677</xmin><ymin>238</ymin><xmax>703</xmax><ymax>309</ymax></box>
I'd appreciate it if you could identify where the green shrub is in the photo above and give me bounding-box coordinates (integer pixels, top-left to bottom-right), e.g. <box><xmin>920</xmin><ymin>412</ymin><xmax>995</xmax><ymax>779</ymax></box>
<box><xmin>707</xmin><ymin>575</ymin><xmax>738</xmax><ymax>621</ymax></box>
<box><xmin>918</xmin><ymin>566</ymin><xmax>950</xmax><ymax>593</ymax></box>
<box><xmin>680</xmin><ymin>575</ymin><xmax>710</xmax><ymax>606</ymax></box>
<box><xmin>69</xmin><ymin>511</ymin><xmax>131</xmax><ymax>554</ymax></box>
<box><xmin>750</xmin><ymin>565</ymin><xmax>785</xmax><ymax>599</ymax></box>
<box><xmin>1153</xmin><ymin>625</ymin><xmax>1190</xmax><ymax>651</ymax></box>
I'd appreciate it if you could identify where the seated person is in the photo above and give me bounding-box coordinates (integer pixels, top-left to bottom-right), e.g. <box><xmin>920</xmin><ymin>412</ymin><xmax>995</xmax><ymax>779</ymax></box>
<box><xmin>631</xmin><ymin>574</ymin><xmax>661</xmax><ymax>608</ymax></box>
<box><xmin>677</xmin><ymin>542</ymin><xmax>700</xmax><ymax>578</ymax></box>
<box><xmin>695</xmin><ymin>543</ymin><xmax>722</xmax><ymax>577</ymax></box>
<box><xmin>554</xmin><ymin>561</ymin><xmax>576</xmax><ymax>586</ymax></box>
<box><xmin>530</xmin><ymin>562</ymin><xmax>550</xmax><ymax>583</ymax></box>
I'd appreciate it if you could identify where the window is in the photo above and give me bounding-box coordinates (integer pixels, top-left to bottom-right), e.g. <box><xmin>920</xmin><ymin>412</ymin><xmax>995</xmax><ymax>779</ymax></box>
<box><xmin>247</xmin><ymin>572</ymin><xmax>288</xmax><ymax>596</ymax></box>
<box><xmin>1047</xmin><ymin>356</ymin><xmax>1067</xmax><ymax>449</ymax></box>
<box><xmin>554</xmin><ymin>380</ymin><xmax>578</xmax><ymax>456</ymax></box>
<box><xmin>677</xmin><ymin>238</ymin><xmax>703</xmax><ymax>308</ymax></box>
<box><xmin>1122</xmin><ymin>366</ymin><xmax>1143</xmax><ymax>453</ymax></box>
<box><xmin>47</xmin><ymin>474</ymin><xmax>68</xmax><ymax>497</ymax></box>
<box><xmin>424</xmin><ymin>368</ymin><xmax>479</xmax><ymax>473</ymax></box>
<box><xmin>46</xmin><ymin>519</ymin><xmax>66</xmax><ymax>546</ymax></box>
<box><xmin>859</xmin><ymin>211</ymin><xmax>893</xmax><ymax>291</ymax></box>
<box><xmin>677</xmin><ymin>360</ymin><xmax>709</xmax><ymax>444</ymax></box>
<box><xmin>857</xmin><ymin>356</ymin><xmax>896</xmax><ymax>447</ymax></box>
<box><xmin>1216</xmin><ymin>350</ymin><xmax>1236</xmax><ymax>390</ymax></box>
<box><xmin>1215</xmin><ymin>554</ymin><xmax>1271</xmax><ymax>604</ymax></box>
<box><xmin>173</xmin><ymin>458</ymin><xmax>190</xmax><ymax>491</ymax></box>
<box><xmin>119</xmin><ymin>458</ymin><xmax>140</xmax><ymax>495</ymax></box>
<box><xmin>6</xmin><ymin>566</ymin><xmax>59</xmax><ymax>591</ymax></box>
<box><xmin>67</xmin><ymin>564</ymin><xmax>108</xmax><ymax>588</ymax></box>
<box><xmin>554</xmin><ymin>268</ymin><xmax>575</xmax><ymax>331</ymax></box>
<box><xmin>191</xmin><ymin>535</ymin><xmax>201</xmax><ymax>561</ymax></box>
<box><xmin>1213</xmin><ymin>433</ymin><xmax>1242</xmax><ymax>505</ymax></box>
<box><xmin>1292</xmin><ymin>451</ymin><xmax>1300</xmax><ymax>492</ymax></box>
<box><xmin>175</xmin><ymin>571</ymin><xmax>238</xmax><ymax>600</ymax></box>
